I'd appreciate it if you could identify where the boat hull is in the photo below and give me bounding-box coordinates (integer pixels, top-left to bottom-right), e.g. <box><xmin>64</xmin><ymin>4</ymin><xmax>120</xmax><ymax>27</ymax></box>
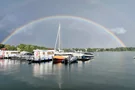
<box><xmin>77</xmin><ymin>56</ymin><xmax>92</xmax><ymax>61</ymax></box>
<box><xmin>53</xmin><ymin>55</ymin><xmax>66</xmax><ymax>63</ymax></box>
<box><xmin>78</xmin><ymin>59</ymin><xmax>90</xmax><ymax>61</ymax></box>
<box><xmin>53</xmin><ymin>58</ymin><xmax>64</xmax><ymax>63</ymax></box>
<box><xmin>0</xmin><ymin>56</ymin><xmax>4</xmax><ymax>59</ymax></box>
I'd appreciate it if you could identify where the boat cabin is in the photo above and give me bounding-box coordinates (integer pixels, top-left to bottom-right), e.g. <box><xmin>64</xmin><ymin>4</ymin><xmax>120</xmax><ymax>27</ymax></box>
<box><xmin>33</xmin><ymin>49</ymin><xmax>55</xmax><ymax>60</ymax></box>
<box><xmin>2</xmin><ymin>50</ymin><xmax>20</xmax><ymax>58</ymax></box>
<box><xmin>0</xmin><ymin>50</ymin><xmax>4</xmax><ymax>58</ymax></box>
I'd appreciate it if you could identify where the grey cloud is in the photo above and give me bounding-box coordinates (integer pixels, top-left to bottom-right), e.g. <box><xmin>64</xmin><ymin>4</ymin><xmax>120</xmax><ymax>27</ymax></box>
<box><xmin>0</xmin><ymin>14</ymin><xmax>18</xmax><ymax>33</ymax></box>
<box><xmin>89</xmin><ymin>0</ymin><xmax>101</xmax><ymax>4</ymax></box>
<box><xmin>3</xmin><ymin>19</ymin><xmax>124</xmax><ymax>48</ymax></box>
<box><xmin>110</xmin><ymin>27</ymin><xmax>127</xmax><ymax>34</ymax></box>
<box><xmin>0</xmin><ymin>0</ymin><xmax>135</xmax><ymax>47</ymax></box>
<box><xmin>0</xmin><ymin>24</ymin><xmax>4</xmax><ymax>28</ymax></box>
<box><xmin>1</xmin><ymin>14</ymin><xmax>17</xmax><ymax>23</ymax></box>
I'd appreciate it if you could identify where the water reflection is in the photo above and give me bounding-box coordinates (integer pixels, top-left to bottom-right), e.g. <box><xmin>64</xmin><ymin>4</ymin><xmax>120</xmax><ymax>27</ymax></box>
<box><xmin>0</xmin><ymin>59</ymin><xmax>21</xmax><ymax>69</ymax></box>
<box><xmin>32</xmin><ymin>60</ymin><xmax>91</xmax><ymax>78</ymax></box>
<box><xmin>0</xmin><ymin>59</ymin><xmax>26</xmax><ymax>75</ymax></box>
<box><xmin>33</xmin><ymin>62</ymin><xmax>55</xmax><ymax>78</ymax></box>
<box><xmin>32</xmin><ymin>60</ymin><xmax>91</xmax><ymax>89</ymax></box>
<box><xmin>0</xmin><ymin>59</ymin><xmax>92</xmax><ymax>89</ymax></box>
<box><xmin>1</xmin><ymin>52</ymin><xmax>135</xmax><ymax>89</ymax></box>
<box><xmin>33</xmin><ymin>62</ymin><xmax>64</xmax><ymax>89</ymax></box>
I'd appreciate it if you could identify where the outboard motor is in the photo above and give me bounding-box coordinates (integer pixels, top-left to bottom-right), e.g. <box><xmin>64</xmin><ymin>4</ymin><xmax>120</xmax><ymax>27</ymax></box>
<box><xmin>64</xmin><ymin>58</ymin><xmax>69</xmax><ymax>64</ymax></box>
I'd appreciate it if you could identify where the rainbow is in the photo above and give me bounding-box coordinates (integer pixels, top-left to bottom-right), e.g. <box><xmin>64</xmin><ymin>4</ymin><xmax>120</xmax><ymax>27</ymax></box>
<box><xmin>1</xmin><ymin>15</ymin><xmax>126</xmax><ymax>47</ymax></box>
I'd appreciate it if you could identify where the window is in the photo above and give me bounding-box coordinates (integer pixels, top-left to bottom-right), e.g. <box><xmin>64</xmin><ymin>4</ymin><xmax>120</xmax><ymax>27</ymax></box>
<box><xmin>47</xmin><ymin>52</ymin><xmax>54</xmax><ymax>55</ymax></box>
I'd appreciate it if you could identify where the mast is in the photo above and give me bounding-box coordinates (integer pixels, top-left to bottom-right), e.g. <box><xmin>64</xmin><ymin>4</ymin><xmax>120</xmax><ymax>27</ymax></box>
<box><xmin>54</xmin><ymin>23</ymin><xmax>61</xmax><ymax>51</ymax></box>
<box><xmin>58</xmin><ymin>23</ymin><xmax>61</xmax><ymax>51</ymax></box>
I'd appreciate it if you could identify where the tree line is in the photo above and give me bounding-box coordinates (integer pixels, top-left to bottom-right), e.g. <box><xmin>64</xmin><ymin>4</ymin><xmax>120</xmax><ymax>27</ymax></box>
<box><xmin>0</xmin><ymin>44</ymin><xmax>135</xmax><ymax>52</ymax></box>
<box><xmin>0</xmin><ymin>44</ymin><xmax>49</xmax><ymax>52</ymax></box>
<box><xmin>63</xmin><ymin>47</ymin><xmax>135</xmax><ymax>52</ymax></box>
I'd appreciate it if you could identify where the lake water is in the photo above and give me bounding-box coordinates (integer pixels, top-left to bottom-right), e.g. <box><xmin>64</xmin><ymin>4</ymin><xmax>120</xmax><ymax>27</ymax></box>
<box><xmin>0</xmin><ymin>52</ymin><xmax>135</xmax><ymax>90</ymax></box>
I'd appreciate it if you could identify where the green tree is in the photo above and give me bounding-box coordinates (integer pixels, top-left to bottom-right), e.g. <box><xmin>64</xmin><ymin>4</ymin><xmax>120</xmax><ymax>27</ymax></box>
<box><xmin>17</xmin><ymin>44</ymin><xmax>26</xmax><ymax>51</ymax></box>
<box><xmin>10</xmin><ymin>45</ymin><xmax>17</xmax><ymax>50</ymax></box>
<box><xmin>0</xmin><ymin>44</ymin><xmax>5</xmax><ymax>49</ymax></box>
<box><xmin>4</xmin><ymin>44</ymin><xmax>11</xmax><ymax>50</ymax></box>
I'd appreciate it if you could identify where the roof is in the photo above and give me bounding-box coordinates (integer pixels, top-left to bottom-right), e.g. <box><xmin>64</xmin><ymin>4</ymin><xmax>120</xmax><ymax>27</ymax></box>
<box><xmin>4</xmin><ymin>50</ymin><xmax>19</xmax><ymax>52</ymax></box>
<box><xmin>1</xmin><ymin>48</ymin><xmax>7</xmax><ymax>50</ymax></box>
<box><xmin>33</xmin><ymin>49</ymin><xmax>55</xmax><ymax>52</ymax></box>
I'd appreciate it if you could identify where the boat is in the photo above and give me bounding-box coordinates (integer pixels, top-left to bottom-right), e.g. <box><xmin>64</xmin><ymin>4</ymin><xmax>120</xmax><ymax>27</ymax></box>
<box><xmin>53</xmin><ymin>52</ymin><xmax>78</xmax><ymax>64</ymax></box>
<box><xmin>53</xmin><ymin>53</ymin><xmax>68</xmax><ymax>63</ymax></box>
<box><xmin>29</xmin><ymin>50</ymin><xmax>55</xmax><ymax>63</ymax></box>
<box><xmin>0</xmin><ymin>50</ymin><xmax>4</xmax><ymax>59</ymax></box>
<box><xmin>67</xmin><ymin>54</ymin><xmax>78</xmax><ymax>64</ymax></box>
<box><xmin>2</xmin><ymin>50</ymin><xmax>20</xmax><ymax>59</ymax></box>
<box><xmin>72</xmin><ymin>52</ymin><xmax>94</xmax><ymax>61</ymax></box>
<box><xmin>78</xmin><ymin>54</ymin><xmax>92</xmax><ymax>61</ymax></box>
<box><xmin>82</xmin><ymin>52</ymin><xmax>94</xmax><ymax>60</ymax></box>
<box><xmin>0</xmin><ymin>55</ymin><xmax>4</xmax><ymax>59</ymax></box>
<box><xmin>77</xmin><ymin>53</ymin><xmax>94</xmax><ymax>61</ymax></box>
<box><xmin>18</xmin><ymin>51</ymin><xmax>34</xmax><ymax>60</ymax></box>
<box><xmin>83</xmin><ymin>52</ymin><xmax>94</xmax><ymax>57</ymax></box>
<box><xmin>53</xmin><ymin>23</ymin><xmax>94</xmax><ymax>63</ymax></box>
<box><xmin>52</xmin><ymin>24</ymin><xmax>78</xmax><ymax>64</ymax></box>
<box><xmin>52</xmin><ymin>23</ymin><xmax>64</xmax><ymax>63</ymax></box>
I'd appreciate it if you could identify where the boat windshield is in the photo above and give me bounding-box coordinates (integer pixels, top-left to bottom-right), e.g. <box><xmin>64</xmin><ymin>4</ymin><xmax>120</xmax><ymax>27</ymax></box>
<box><xmin>54</xmin><ymin>54</ymin><xmax>72</xmax><ymax>56</ymax></box>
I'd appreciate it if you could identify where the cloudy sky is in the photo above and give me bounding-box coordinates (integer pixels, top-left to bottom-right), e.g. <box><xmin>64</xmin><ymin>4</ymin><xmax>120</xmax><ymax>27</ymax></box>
<box><xmin>0</xmin><ymin>0</ymin><xmax>134</xmax><ymax>48</ymax></box>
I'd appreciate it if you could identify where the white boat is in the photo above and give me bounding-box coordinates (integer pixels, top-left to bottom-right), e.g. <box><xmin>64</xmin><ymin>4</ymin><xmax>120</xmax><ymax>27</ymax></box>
<box><xmin>68</xmin><ymin>55</ymin><xmax>78</xmax><ymax>64</ymax></box>
<box><xmin>0</xmin><ymin>50</ymin><xmax>4</xmax><ymax>59</ymax></box>
<box><xmin>18</xmin><ymin>51</ymin><xmax>34</xmax><ymax>60</ymax></box>
<box><xmin>72</xmin><ymin>52</ymin><xmax>94</xmax><ymax>61</ymax></box>
<box><xmin>29</xmin><ymin>49</ymin><xmax>55</xmax><ymax>63</ymax></box>
<box><xmin>0</xmin><ymin>50</ymin><xmax>20</xmax><ymax>59</ymax></box>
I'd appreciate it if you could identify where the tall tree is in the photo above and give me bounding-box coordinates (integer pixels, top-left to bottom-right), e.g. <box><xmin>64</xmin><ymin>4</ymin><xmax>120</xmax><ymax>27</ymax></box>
<box><xmin>0</xmin><ymin>44</ymin><xmax>5</xmax><ymax>49</ymax></box>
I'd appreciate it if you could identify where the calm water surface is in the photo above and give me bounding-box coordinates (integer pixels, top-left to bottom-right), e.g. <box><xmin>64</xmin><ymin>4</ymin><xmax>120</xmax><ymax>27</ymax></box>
<box><xmin>0</xmin><ymin>52</ymin><xmax>135</xmax><ymax>90</ymax></box>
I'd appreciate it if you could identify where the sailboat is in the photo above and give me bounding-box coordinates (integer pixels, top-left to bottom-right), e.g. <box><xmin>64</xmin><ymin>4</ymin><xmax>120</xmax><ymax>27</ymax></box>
<box><xmin>53</xmin><ymin>23</ymin><xmax>93</xmax><ymax>63</ymax></box>
<box><xmin>53</xmin><ymin>24</ymin><xmax>77</xmax><ymax>63</ymax></box>
<box><xmin>53</xmin><ymin>23</ymin><xmax>68</xmax><ymax>63</ymax></box>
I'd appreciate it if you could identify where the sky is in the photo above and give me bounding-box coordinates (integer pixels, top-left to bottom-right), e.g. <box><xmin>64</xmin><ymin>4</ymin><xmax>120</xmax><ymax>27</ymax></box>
<box><xmin>0</xmin><ymin>0</ymin><xmax>134</xmax><ymax>48</ymax></box>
